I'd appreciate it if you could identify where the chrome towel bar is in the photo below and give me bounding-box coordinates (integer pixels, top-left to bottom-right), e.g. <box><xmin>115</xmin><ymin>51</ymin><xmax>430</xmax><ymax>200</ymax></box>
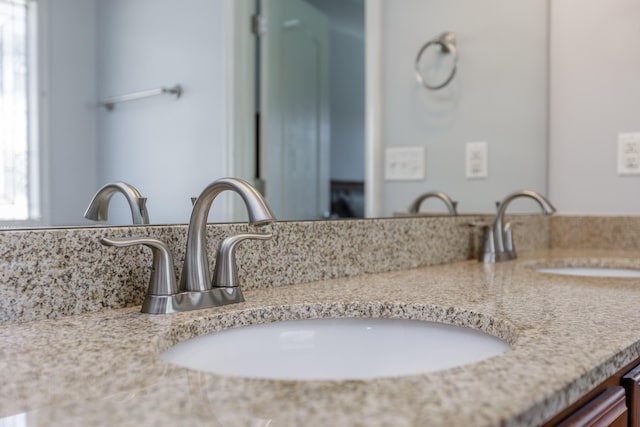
<box><xmin>99</xmin><ymin>84</ymin><xmax>182</xmax><ymax>111</ymax></box>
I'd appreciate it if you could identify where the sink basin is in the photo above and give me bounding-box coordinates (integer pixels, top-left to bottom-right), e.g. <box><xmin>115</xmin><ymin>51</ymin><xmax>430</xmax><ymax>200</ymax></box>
<box><xmin>160</xmin><ymin>317</ymin><xmax>510</xmax><ymax>380</ymax></box>
<box><xmin>536</xmin><ymin>267</ymin><xmax>640</xmax><ymax>278</ymax></box>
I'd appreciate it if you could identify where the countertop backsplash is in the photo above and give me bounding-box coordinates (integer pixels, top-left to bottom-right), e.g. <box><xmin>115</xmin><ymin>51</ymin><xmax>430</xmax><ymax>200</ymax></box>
<box><xmin>552</xmin><ymin>215</ymin><xmax>640</xmax><ymax>250</ymax></box>
<box><xmin>0</xmin><ymin>214</ymin><xmax>552</xmax><ymax>324</ymax></box>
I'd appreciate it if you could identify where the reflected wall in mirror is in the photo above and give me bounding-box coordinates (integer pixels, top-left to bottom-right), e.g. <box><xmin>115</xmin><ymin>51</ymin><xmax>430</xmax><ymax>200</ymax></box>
<box><xmin>3</xmin><ymin>0</ymin><xmax>638</xmax><ymax>229</ymax></box>
<box><xmin>548</xmin><ymin>0</ymin><xmax>640</xmax><ymax>214</ymax></box>
<box><xmin>380</xmin><ymin>0</ymin><xmax>548</xmax><ymax>217</ymax></box>
<box><xmin>46</xmin><ymin>0</ymin><xmax>232</xmax><ymax>227</ymax></box>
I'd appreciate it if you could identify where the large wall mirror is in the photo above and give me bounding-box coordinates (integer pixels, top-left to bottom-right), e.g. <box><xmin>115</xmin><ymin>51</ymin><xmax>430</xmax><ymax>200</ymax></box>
<box><xmin>1</xmin><ymin>0</ymin><xmax>636</xmax><ymax>229</ymax></box>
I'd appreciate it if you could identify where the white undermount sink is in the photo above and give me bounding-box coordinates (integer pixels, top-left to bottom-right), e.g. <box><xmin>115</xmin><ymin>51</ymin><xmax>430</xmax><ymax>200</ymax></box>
<box><xmin>160</xmin><ymin>317</ymin><xmax>510</xmax><ymax>381</ymax></box>
<box><xmin>536</xmin><ymin>267</ymin><xmax>640</xmax><ymax>278</ymax></box>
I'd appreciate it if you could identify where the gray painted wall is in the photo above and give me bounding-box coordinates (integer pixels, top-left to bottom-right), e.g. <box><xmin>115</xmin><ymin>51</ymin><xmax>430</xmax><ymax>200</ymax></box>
<box><xmin>44</xmin><ymin>0</ymin><xmax>230</xmax><ymax>226</ymax></box>
<box><xmin>46</xmin><ymin>0</ymin><xmax>99</xmax><ymax>226</ymax></box>
<box><xmin>96</xmin><ymin>0</ymin><xmax>229</xmax><ymax>224</ymax></box>
<box><xmin>549</xmin><ymin>0</ymin><xmax>640</xmax><ymax>213</ymax></box>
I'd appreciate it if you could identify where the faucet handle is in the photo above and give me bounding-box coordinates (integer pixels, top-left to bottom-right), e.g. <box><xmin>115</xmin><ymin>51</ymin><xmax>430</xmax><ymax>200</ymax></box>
<box><xmin>503</xmin><ymin>222</ymin><xmax>515</xmax><ymax>256</ymax></box>
<box><xmin>481</xmin><ymin>225</ymin><xmax>497</xmax><ymax>262</ymax></box>
<box><xmin>213</xmin><ymin>232</ymin><xmax>273</xmax><ymax>288</ymax></box>
<box><xmin>100</xmin><ymin>237</ymin><xmax>178</xmax><ymax>296</ymax></box>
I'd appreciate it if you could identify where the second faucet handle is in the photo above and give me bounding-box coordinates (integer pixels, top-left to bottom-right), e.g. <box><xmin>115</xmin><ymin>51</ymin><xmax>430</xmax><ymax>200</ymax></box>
<box><xmin>213</xmin><ymin>233</ymin><xmax>273</xmax><ymax>288</ymax></box>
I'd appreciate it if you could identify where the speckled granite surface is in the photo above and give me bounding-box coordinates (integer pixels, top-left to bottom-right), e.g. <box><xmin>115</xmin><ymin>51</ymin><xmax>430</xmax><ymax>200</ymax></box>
<box><xmin>0</xmin><ymin>214</ymin><xmax>550</xmax><ymax>324</ymax></box>
<box><xmin>1</xmin><ymin>249</ymin><xmax>640</xmax><ymax>426</ymax></box>
<box><xmin>551</xmin><ymin>215</ymin><xmax>640</xmax><ymax>250</ymax></box>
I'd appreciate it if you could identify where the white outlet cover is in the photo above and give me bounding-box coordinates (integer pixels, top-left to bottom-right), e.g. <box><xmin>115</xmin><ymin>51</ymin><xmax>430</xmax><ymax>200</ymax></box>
<box><xmin>466</xmin><ymin>141</ymin><xmax>488</xmax><ymax>179</ymax></box>
<box><xmin>385</xmin><ymin>146</ymin><xmax>426</xmax><ymax>181</ymax></box>
<box><xmin>618</xmin><ymin>133</ymin><xmax>640</xmax><ymax>175</ymax></box>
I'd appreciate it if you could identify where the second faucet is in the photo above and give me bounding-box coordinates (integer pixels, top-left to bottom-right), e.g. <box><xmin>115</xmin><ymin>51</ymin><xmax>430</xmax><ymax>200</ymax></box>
<box><xmin>481</xmin><ymin>190</ymin><xmax>555</xmax><ymax>263</ymax></box>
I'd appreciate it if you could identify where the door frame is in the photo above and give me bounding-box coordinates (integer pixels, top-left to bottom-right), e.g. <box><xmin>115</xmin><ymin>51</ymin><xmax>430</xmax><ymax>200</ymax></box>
<box><xmin>225</xmin><ymin>0</ymin><xmax>382</xmax><ymax>219</ymax></box>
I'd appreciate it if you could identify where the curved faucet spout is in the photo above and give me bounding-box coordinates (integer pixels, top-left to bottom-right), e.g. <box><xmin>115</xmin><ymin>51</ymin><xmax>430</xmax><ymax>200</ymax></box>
<box><xmin>181</xmin><ymin>178</ymin><xmax>276</xmax><ymax>292</ymax></box>
<box><xmin>482</xmin><ymin>190</ymin><xmax>555</xmax><ymax>263</ymax></box>
<box><xmin>409</xmin><ymin>191</ymin><xmax>458</xmax><ymax>216</ymax></box>
<box><xmin>84</xmin><ymin>181</ymin><xmax>149</xmax><ymax>225</ymax></box>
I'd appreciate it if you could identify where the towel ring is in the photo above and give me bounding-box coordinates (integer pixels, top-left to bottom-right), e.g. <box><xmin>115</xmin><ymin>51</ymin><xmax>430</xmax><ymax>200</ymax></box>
<box><xmin>415</xmin><ymin>32</ymin><xmax>458</xmax><ymax>90</ymax></box>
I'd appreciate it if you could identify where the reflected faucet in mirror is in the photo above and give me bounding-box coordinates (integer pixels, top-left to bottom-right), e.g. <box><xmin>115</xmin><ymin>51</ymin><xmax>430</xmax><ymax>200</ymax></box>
<box><xmin>409</xmin><ymin>191</ymin><xmax>458</xmax><ymax>216</ymax></box>
<box><xmin>481</xmin><ymin>190</ymin><xmax>556</xmax><ymax>263</ymax></box>
<box><xmin>100</xmin><ymin>178</ymin><xmax>276</xmax><ymax>314</ymax></box>
<box><xmin>84</xmin><ymin>181</ymin><xmax>150</xmax><ymax>225</ymax></box>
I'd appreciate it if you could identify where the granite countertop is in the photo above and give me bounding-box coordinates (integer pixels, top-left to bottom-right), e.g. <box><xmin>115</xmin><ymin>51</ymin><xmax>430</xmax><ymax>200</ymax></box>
<box><xmin>2</xmin><ymin>248</ymin><xmax>640</xmax><ymax>427</ymax></box>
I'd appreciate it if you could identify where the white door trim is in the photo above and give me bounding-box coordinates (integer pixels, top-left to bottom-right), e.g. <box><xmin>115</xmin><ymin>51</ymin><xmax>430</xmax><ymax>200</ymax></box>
<box><xmin>364</xmin><ymin>0</ymin><xmax>382</xmax><ymax>218</ymax></box>
<box><xmin>225</xmin><ymin>0</ymin><xmax>256</xmax><ymax>221</ymax></box>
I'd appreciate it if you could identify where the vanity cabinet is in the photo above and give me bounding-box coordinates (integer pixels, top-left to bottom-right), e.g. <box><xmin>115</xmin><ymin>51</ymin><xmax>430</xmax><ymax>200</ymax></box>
<box><xmin>622</xmin><ymin>365</ymin><xmax>640</xmax><ymax>427</ymax></box>
<box><xmin>554</xmin><ymin>387</ymin><xmax>627</xmax><ymax>427</ymax></box>
<box><xmin>544</xmin><ymin>357</ymin><xmax>640</xmax><ymax>427</ymax></box>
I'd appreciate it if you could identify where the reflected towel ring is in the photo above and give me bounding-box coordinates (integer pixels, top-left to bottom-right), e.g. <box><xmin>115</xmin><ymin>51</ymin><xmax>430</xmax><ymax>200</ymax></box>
<box><xmin>415</xmin><ymin>32</ymin><xmax>458</xmax><ymax>90</ymax></box>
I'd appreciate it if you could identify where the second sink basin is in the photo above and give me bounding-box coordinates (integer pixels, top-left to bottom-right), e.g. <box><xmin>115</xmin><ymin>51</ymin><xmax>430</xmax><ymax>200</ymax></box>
<box><xmin>536</xmin><ymin>267</ymin><xmax>640</xmax><ymax>278</ymax></box>
<box><xmin>160</xmin><ymin>317</ymin><xmax>510</xmax><ymax>381</ymax></box>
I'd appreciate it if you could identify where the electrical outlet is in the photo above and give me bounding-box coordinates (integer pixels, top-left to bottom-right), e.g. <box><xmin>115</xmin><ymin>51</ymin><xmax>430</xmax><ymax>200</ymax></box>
<box><xmin>466</xmin><ymin>141</ymin><xmax>488</xmax><ymax>179</ymax></box>
<box><xmin>384</xmin><ymin>146</ymin><xmax>426</xmax><ymax>181</ymax></box>
<box><xmin>618</xmin><ymin>133</ymin><xmax>640</xmax><ymax>175</ymax></box>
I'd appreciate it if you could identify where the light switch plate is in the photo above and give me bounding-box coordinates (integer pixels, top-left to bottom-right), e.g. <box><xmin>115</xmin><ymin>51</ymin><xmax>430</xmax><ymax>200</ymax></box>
<box><xmin>466</xmin><ymin>141</ymin><xmax>488</xmax><ymax>179</ymax></box>
<box><xmin>384</xmin><ymin>146</ymin><xmax>426</xmax><ymax>181</ymax></box>
<box><xmin>618</xmin><ymin>133</ymin><xmax>640</xmax><ymax>175</ymax></box>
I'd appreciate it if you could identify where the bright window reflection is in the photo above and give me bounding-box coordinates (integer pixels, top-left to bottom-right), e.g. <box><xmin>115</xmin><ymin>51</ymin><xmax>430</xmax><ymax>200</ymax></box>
<box><xmin>0</xmin><ymin>0</ymin><xmax>39</xmax><ymax>222</ymax></box>
<box><xmin>0</xmin><ymin>412</ymin><xmax>27</xmax><ymax>427</ymax></box>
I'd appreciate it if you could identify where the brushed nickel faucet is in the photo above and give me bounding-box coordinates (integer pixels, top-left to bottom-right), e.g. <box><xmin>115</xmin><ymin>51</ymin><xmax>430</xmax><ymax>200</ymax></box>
<box><xmin>180</xmin><ymin>178</ymin><xmax>275</xmax><ymax>293</ymax></box>
<box><xmin>84</xmin><ymin>181</ymin><xmax>149</xmax><ymax>225</ymax></box>
<box><xmin>409</xmin><ymin>191</ymin><xmax>458</xmax><ymax>216</ymax></box>
<box><xmin>100</xmin><ymin>178</ymin><xmax>276</xmax><ymax>314</ymax></box>
<box><xmin>481</xmin><ymin>190</ymin><xmax>555</xmax><ymax>263</ymax></box>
